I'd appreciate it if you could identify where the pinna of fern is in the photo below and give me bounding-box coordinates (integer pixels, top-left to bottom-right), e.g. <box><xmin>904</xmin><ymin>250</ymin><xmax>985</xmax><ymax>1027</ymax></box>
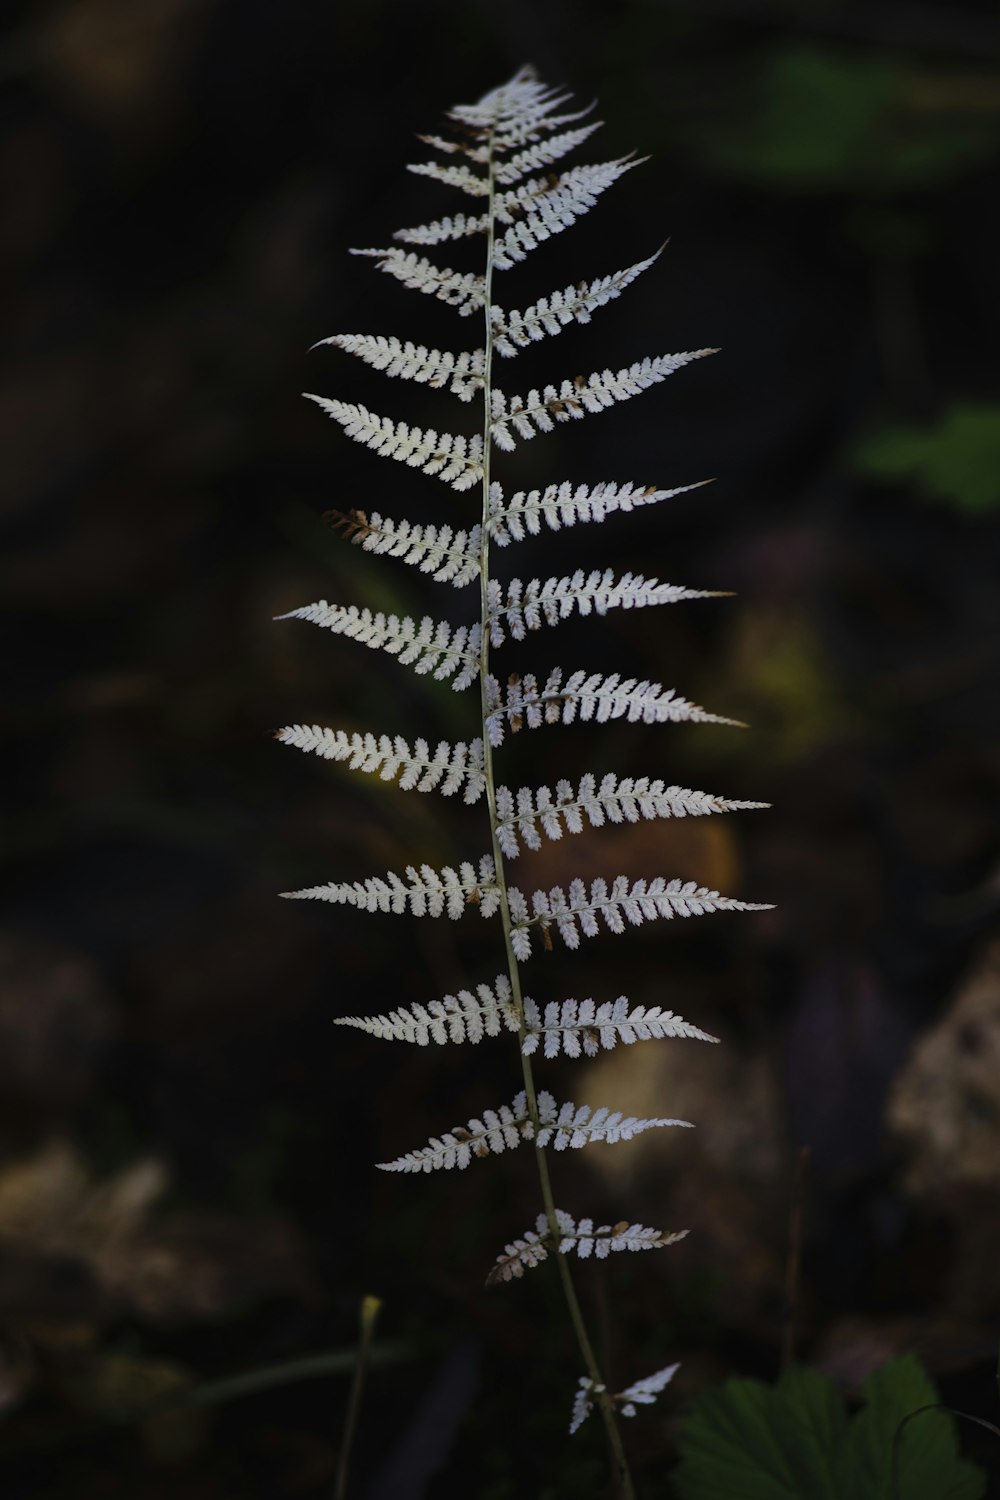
<box><xmin>277</xmin><ymin>67</ymin><xmax>771</xmax><ymax>1478</ymax></box>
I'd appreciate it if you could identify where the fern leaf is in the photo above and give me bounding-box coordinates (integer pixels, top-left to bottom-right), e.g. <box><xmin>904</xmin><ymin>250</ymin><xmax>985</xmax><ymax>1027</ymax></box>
<box><xmin>495</xmin><ymin>774</ymin><xmax>767</xmax><ymax>857</ymax></box>
<box><xmin>327</xmin><ymin>508</ymin><xmax>481</xmax><ymax>587</ymax></box>
<box><xmin>392</xmin><ymin>160</ymin><xmax>634</xmax><ymax>253</ymax></box>
<box><xmin>350</xmin><ymin>248</ymin><xmax>484</xmax><ymax>315</ymax></box>
<box><xmin>415</xmin><ymin>132</ymin><xmax>492</xmax><ymax>165</ymax></box>
<box><xmin>281</xmin><ymin>855</ymin><xmax>499</xmax><ymax>921</ymax></box>
<box><xmin>406</xmin><ymin>158</ymin><xmax>490</xmax><ymax>196</ymax></box>
<box><xmin>506</xmin><ymin>876</ymin><xmax>773</xmax><ymax>957</ymax></box>
<box><xmin>521</xmin><ymin>996</ymin><xmax>719</xmax><ymax>1058</ymax></box>
<box><xmin>445</xmin><ymin>68</ymin><xmax>559</xmax><ymax>129</ymax></box>
<box><xmin>275</xmin><ymin>601</ymin><xmax>480</xmax><ymax>690</ymax></box>
<box><xmin>377</xmin><ymin>1088</ymin><xmax>691</xmax><ymax>1173</ymax></box>
<box><xmin>570</xmin><ymin>1362</ymin><xmax>680</xmax><ymax>1434</ymax></box>
<box><xmin>490</xmin><ymin>351</ymin><xmax>717</xmax><ymax>449</ymax></box>
<box><xmin>335</xmin><ymin>976</ymin><xmax>518</xmax><ymax>1045</ymax></box>
<box><xmin>303</xmin><ymin>396</ymin><xmax>483</xmax><ymax>490</ymax></box>
<box><xmin>491</xmin><ymin>159</ymin><xmax>641</xmax><ymax>269</ymax></box>
<box><xmin>447</xmin><ymin>69</ymin><xmax>593</xmax><ymax>149</ymax></box>
<box><xmin>484</xmin><ymin>668</ymin><xmax>741</xmax><ymax>747</ymax></box>
<box><xmin>487</xmin><ymin>1209</ymin><xmax>687</xmax><ymax>1285</ymax></box>
<box><xmin>274</xmin><ymin>725</ymin><xmax>486</xmax><ymax>803</ymax></box>
<box><xmin>493</xmin><ymin>165</ymin><xmax>614</xmax><ymax>224</ymax></box>
<box><xmin>490</xmin><ymin>87</ymin><xmax>597</xmax><ymax>149</ymax></box>
<box><xmin>487</xmin><ymin>478</ymin><xmax>711</xmax><ymax>544</ymax></box>
<box><xmin>378</xmin><ymin>1089</ymin><xmax>535</xmax><ymax>1173</ymax></box>
<box><xmin>393</xmin><ymin>209</ymin><xmax>490</xmax><ymax>247</ymax></box>
<box><xmin>317</xmin><ymin>336</ymin><xmax>485</xmax><ymax>401</ymax></box>
<box><xmin>494</xmin><ymin>101</ymin><xmax>597</xmax><ymax>149</ymax></box>
<box><xmin>388</xmin><ymin>184</ymin><xmax>528</xmax><ymax>250</ymax></box>
<box><xmin>538</xmin><ymin>1096</ymin><xmax>692</xmax><ymax>1149</ymax></box>
<box><xmin>494</xmin><ymin>123</ymin><xmax>605</xmax><ymax>184</ymax></box>
<box><xmin>570</xmin><ymin>1379</ymin><xmax>602</xmax><ymax>1436</ymax></box>
<box><xmin>617</xmin><ymin>1363</ymin><xmax>681</xmax><ymax>1416</ymax></box>
<box><xmin>486</xmin><ymin>571</ymin><xmax>724</xmax><ymax>644</ymax></box>
<box><xmin>491</xmin><ymin>250</ymin><xmax>663</xmax><ymax>356</ymax></box>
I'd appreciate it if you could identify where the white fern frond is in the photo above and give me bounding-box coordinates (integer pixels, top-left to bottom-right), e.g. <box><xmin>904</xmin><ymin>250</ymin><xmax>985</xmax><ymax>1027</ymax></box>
<box><xmin>376</xmin><ymin>1088</ymin><xmax>691</xmax><ymax>1173</ymax></box>
<box><xmin>522</xmin><ymin>996</ymin><xmax>719</xmax><ymax>1058</ymax></box>
<box><xmin>494</xmin><ymin>122</ymin><xmax>605</xmax><ymax>184</ymax></box>
<box><xmin>570</xmin><ymin>1378</ymin><xmax>602</xmax><ymax>1436</ymax></box>
<box><xmin>303</xmin><ymin>396</ymin><xmax>483</xmax><ymax>490</ymax></box>
<box><xmin>491</xmin><ymin>250</ymin><xmax>663</xmax><ymax>356</ymax></box>
<box><xmin>495</xmin><ymin>102</ymin><xmax>597</xmax><ymax>149</ymax></box>
<box><xmin>495</xmin><ymin>774</ymin><xmax>767</xmax><ymax>857</ymax></box>
<box><xmin>507</xmin><ymin>875</ymin><xmax>773</xmax><ymax>956</ymax></box>
<box><xmin>415</xmin><ymin>132</ymin><xmax>492</xmax><ymax>165</ymax></box>
<box><xmin>350</xmin><ymin>248</ymin><xmax>484</xmax><ymax>315</ymax></box>
<box><xmin>491</xmin><ymin>159</ymin><xmax>641</xmax><ymax>269</ymax></box>
<box><xmin>487</xmin><ymin>477</ymin><xmax>711</xmax><ymax>544</ymax></box>
<box><xmin>447</xmin><ymin>70</ymin><xmax>592</xmax><ymax>150</ymax></box>
<box><xmin>275</xmin><ymin>601</ymin><xmax>480</xmax><ymax>690</ymax></box>
<box><xmin>617</xmin><ymin>1363</ymin><xmax>681</xmax><ymax>1417</ymax></box>
<box><xmin>537</xmin><ymin>1097</ymin><xmax>692</xmax><ymax>1148</ymax></box>
<box><xmin>490</xmin><ymin>86</ymin><xmax>597</xmax><ymax>149</ymax></box>
<box><xmin>486</xmin><ymin>570</ymin><xmax>723</xmax><ymax>645</ymax></box>
<box><xmin>392</xmin><ymin>160</ymin><xmax>634</xmax><ymax>253</ymax></box>
<box><xmin>378</xmin><ymin>1092</ymin><xmax>532</xmax><ymax>1172</ymax></box>
<box><xmin>493</xmin><ymin>164</ymin><xmax>616</xmax><ymax>223</ymax></box>
<box><xmin>487</xmin><ymin>1209</ymin><xmax>687</xmax><ymax>1285</ymax></box>
<box><xmin>490</xmin><ymin>351</ymin><xmax>717</xmax><ymax>450</ymax></box>
<box><xmin>327</xmin><ymin>508</ymin><xmax>481</xmax><ymax>587</ymax></box>
<box><xmin>494</xmin><ymin>101</ymin><xmax>597</xmax><ymax>149</ymax></box>
<box><xmin>393</xmin><ymin>209</ymin><xmax>489</xmax><ymax>246</ymax></box>
<box><xmin>280</xmin><ymin>855</ymin><xmax>499</xmax><ymax>921</ymax></box>
<box><xmin>484</xmin><ymin>668</ymin><xmax>741</xmax><ymax>747</ymax></box>
<box><xmin>274</xmin><ymin>725</ymin><xmax>486</xmax><ymax>803</ymax></box>
<box><xmin>387</xmin><ymin>179</ymin><xmax>538</xmax><ymax>250</ymax></box>
<box><xmin>317</xmin><ymin>336</ymin><xmax>485</xmax><ymax>401</ymax></box>
<box><xmin>445</xmin><ymin>67</ymin><xmax>558</xmax><ymax>130</ymax></box>
<box><xmin>569</xmin><ymin>1360</ymin><xmax>681</xmax><ymax>1435</ymax></box>
<box><xmin>335</xmin><ymin>975</ymin><xmax>518</xmax><ymax>1045</ymax></box>
<box><xmin>406</xmin><ymin>158</ymin><xmax>490</xmax><ymax>195</ymax></box>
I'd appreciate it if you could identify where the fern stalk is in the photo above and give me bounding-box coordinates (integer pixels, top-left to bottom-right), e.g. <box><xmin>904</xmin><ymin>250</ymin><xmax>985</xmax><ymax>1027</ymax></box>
<box><xmin>474</xmin><ymin>115</ymin><xmax>637</xmax><ymax>1500</ymax></box>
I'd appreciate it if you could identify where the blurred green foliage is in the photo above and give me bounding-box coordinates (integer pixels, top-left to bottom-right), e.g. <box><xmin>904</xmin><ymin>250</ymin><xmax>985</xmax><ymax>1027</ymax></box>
<box><xmin>672</xmin><ymin>1355</ymin><xmax>986</xmax><ymax>1499</ymax></box>
<box><xmin>699</xmin><ymin>47</ymin><xmax>1000</xmax><ymax>191</ymax></box>
<box><xmin>856</xmin><ymin>404</ymin><xmax>1000</xmax><ymax>512</ymax></box>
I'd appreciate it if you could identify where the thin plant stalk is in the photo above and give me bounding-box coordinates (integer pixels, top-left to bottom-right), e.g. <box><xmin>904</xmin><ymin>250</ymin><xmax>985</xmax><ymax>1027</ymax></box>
<box><xmin>780</xmin><ymin>1144</ymin><xmax>810</xmax><ymax>1372</ymax></box>
<box><xmin>334</xmin><ymin>1294</ymin><xmax>383</xmax><ymax>1500</ymax></box>
<box><xmin>476</xmin><ymin>120</ymin><xmax>637</xmax><ymax>1500</ymax></box>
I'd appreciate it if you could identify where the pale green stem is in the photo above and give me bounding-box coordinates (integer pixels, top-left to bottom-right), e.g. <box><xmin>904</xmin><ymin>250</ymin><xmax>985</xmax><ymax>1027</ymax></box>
<box><xmin>476</xmin><ymin>115</ymin><xmax>636</xmax><ymax>1500</ymax></box>
<box><xmin>334</xmin><ymin>1294</ymin><xmax>382</xmax><ymax>1500</ymax></box>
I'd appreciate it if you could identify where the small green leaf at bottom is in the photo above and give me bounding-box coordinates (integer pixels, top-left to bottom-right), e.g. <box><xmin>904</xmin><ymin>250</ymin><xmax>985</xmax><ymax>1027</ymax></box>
<box><xmin>672</xmin><ymin>1357</ymin><xmax>986</xmax><ymax>1500</ymax></box>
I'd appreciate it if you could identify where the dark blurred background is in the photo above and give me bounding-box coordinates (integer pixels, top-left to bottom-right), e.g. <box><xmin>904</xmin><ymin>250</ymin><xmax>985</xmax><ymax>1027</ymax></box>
<box><xmin>2</xmin><ymin>1</ymin><xmax>999</xmax><ymax>1495</ymax></box>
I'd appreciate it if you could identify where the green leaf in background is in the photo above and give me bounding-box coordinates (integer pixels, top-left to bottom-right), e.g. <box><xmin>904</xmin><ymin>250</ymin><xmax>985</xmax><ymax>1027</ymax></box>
<box><xmin>672</xmin><ymin>1374</ymin><xmax>808</xmax><ymax>1499</ymax></box>
<box><xmin>855</xmin><ymin>404</ymin><xmax>1000</xmax><ymax>513</ymax></box>
<box><xmin>672</xmin><ymin>1357</ymin><xmax>986</xmax><ymax>1500</ymax></box>
<box><xmin>699</xmin><ymin>47</ymin><xmax>1000</xmax><ymax>192</ymax></box>
<box><xmin>837</xmin><ymin>1356</ymin><xmax>986</xmax><ymax>1500</ymax></box>
<box><xmin>771</xmin><ymin>1367</ymin><xmax>847</xmax><ymax>1498</ymax></box>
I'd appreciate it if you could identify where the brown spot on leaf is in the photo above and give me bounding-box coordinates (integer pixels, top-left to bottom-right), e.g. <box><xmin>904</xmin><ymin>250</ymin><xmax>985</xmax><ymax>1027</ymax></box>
<box><xmin>324</xmin><ymin>507</ymin><xmax>371</xmax><ymax>543</ymax></box>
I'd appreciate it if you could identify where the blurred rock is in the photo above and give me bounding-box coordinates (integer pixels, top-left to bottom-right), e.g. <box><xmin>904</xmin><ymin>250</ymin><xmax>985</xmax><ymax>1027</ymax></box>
<box><xmin>888</xmin><ymin>940</ymin><xmax>1000</xmax><ymax>1191</ymax></box>
<box><xmin>0</xmin><ymin>1141</ymin><xmax>315</xmax><ymax>1327</ymax></box>
<box><xmin>580</xmin><ymin>1025</ymin><xmax>784</xmax><ymax>1185</ymax></box>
